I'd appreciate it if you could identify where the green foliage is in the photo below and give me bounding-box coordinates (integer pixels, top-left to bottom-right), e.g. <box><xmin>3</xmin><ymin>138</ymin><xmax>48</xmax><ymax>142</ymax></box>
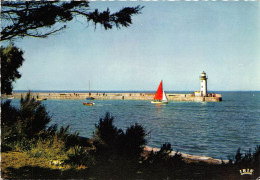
<box><xmin>144</xmin><ymin>143</ymin><xmax>184</xmax><ymax>166</ymax></box>
<box><xmin>18</xmin><ymin>92</ymin><xmax>51</xmax><ymax>139</ymax></box>
<box><xmin>117</xmin><ymin>123</ymin><xmax>148</xmax><ymax>160</ymax></box>
<box><xmin>1</xmin><ymin>91</ymin><xmax>93</xmax><ymax>171</ymax></box>
<box><xmin>253</xmin><ymin>145</ymin><xmax>260</xmax><ymax>168</ymax></box>
<box><xmin>52</xmin><ymin>125</ymin><xmax>83</xmax><ymax>150</ymax></box>
<box><xmin>1</xmin><ymin>92</ymin><xmax>82</xmax><ymax>152</ymax></box>
<box><xmin>1</xmin><ymin>100</ymin><xmax>20</xmax><ymax>148</ymax></box>
<box><xmin>66</xmin><ymin>146</ymin><xmax>95</xmax><ymax>167</ymax></box>
<box><xmin>2</xmin><ymin>106</ymin><xmax>260</xmax><ymax>179</ymax></box>
<box><xmin>1</xmin><ymin>92</ymin><xmax>51</xmax><ymax>151</ymax></box>
<box><xmin>1</xmin><ymin>1</ymin><xmax>143</xmax><ymax>41</ymax></box>
<box><xmin>141</xmin><ymin>143</ymin><xmax>185</xmax><ymax>179</ymax></box>
<box><xmin>233</xmin><ymin>146</ymin><xmax>260</xmax><ymax>173</ymax></box>
<box><xmin>94</xmin><ymin>112</ymin><xmax>122</xmax><ymax>148</ymax></box>
<box><xmin>234</xmin><ymin>148</ymin><xmax>242</xmax><ymax>165</ymax></box>
<box><xmin>94</xmin><ymin>112</ymin><xmax>148</xmax><ymax>162</ymax></box>
<box><xmin>1</xmin><ymin>44</ymin><xmax>25</xmax><ymax>94</ymax></box>
<box><xmin>89</xmin><ymin>113</ymin><xmax>150</xmax><ymax>178</ymax></box>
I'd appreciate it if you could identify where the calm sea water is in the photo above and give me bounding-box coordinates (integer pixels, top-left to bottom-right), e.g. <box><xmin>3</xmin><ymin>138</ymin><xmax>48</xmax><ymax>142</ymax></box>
<box><xmin>8</xmin><ymin>91</ymin><xmax>260</xmax><ymax>159</ymax></box>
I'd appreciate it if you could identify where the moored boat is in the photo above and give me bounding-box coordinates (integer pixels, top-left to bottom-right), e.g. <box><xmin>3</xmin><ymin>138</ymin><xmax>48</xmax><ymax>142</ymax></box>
<box><xmin>86</xmin><ymin>97</ymin><xmax>95</xmax><ymax>100</ymax></box>
<box><xmin>86</xmin><ymin>80</ymin><xmax>95</xmax><ymax>100</ymax></box>
<box><xmin>151</xmin><ymin>80</ymin><xmax>168</xmax><ymax>104</ymax></box>
<box><xmin>83</xmin><ymin>102</ymin><xmax>95</xmax><ymax>106</ymax></box>
<box><xmin>37</xmin><ymin>98</ymin><xmax>47</xmax><ymax>101</ymax></box>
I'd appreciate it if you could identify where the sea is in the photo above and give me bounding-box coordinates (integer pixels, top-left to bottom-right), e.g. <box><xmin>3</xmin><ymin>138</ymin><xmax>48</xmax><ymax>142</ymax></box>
<box><xmin>7</xmin><ymin>91</ymin><xmax>260</xmax><ymax>160</ymax></box>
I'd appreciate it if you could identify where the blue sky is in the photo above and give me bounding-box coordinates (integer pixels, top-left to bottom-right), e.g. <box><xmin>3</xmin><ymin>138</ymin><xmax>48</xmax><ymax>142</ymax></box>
<box><xmin>9</xmin><ymin>1</ymin><xmax>260</xmax><ymax>91</ymax></box>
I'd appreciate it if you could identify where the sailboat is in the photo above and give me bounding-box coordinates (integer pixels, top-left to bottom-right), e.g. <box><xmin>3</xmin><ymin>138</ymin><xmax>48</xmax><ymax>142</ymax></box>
<box><xmin>86</xmin><ymin>80</ymin><xmax>95</xmax><ymax>100</ymax></box>
<box><xmin>83</xmin><ymin>80</ymin><xmax>95</xmax><ymax>106</ymax></box>
<box><xmin>151</xmin><ymin>80</ymin><xmax>168</xmax><ymax>104</ymax></box>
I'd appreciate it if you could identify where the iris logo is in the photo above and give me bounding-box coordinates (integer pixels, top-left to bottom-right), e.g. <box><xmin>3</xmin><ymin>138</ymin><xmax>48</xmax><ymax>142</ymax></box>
<box><xmin>239</xmin><ymin>169</ymin><xmax>254</xmax><ymax>175</ymax></box>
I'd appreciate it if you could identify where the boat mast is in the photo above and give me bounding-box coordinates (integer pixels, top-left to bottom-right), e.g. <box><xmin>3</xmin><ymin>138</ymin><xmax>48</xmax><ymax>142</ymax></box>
<box><xmin>89</xmin><ymin>80</ymin><xmax>91</xmax><ymax>96</ymax></box>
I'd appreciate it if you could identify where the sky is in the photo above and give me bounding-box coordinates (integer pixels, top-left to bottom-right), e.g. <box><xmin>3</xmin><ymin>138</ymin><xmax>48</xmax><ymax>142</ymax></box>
<box><xmin>6</xmin><ymin>1</ymin><xmax>260</xmax><ymax>91</ymax></box>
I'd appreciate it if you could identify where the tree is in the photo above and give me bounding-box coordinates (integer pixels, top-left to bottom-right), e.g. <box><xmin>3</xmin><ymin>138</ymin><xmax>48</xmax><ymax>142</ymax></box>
<box><xmin>1</xmin><ymin>92</ymin><xmax>51</xmax><ymax>150</ymax></box>
<box><xmin>18</xmin><ymin>92</ymin><xmax>51</xmax><ymax>139</ymax></box>
<box><xmin>1</xmin><ymin>44</ymin><xmax>25</xmax><ymax>94</ymax></box>
<box><xmin>1</xmin><ymin>1</ymin><xmax>143</xmax><ymax>41</ymax></box>
<box><xmin>94</xmin><ymin>113</ymin><xmax>148</xmax><ymax>161</ymax></box>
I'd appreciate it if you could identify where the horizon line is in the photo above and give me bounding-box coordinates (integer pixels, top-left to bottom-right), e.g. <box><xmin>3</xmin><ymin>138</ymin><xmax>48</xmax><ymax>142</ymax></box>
<box><xmin>13</xmin><ymin>90</ymin><xmax>260</xmax><ymax>92</ymax></box>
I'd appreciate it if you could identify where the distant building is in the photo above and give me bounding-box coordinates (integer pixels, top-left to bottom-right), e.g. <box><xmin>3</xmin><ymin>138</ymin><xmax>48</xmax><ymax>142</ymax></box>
<box><xmin>194</xmin><ymin>91</ymin><xmax>201</xmax><ymax>97</ymax></box>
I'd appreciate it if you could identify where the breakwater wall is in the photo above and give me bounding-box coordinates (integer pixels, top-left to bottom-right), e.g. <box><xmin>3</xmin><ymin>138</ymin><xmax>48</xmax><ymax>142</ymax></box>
<box><xmin>3</xmin><ymin>92</ymin><xmax>222</xmax><ymax>102</ymax></box>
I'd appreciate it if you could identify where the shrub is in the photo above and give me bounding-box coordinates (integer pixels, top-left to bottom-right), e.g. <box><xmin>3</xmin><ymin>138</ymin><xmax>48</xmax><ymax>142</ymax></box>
<box><xmin>253</xmin><ymin>145</ymin><xmax>260</xmax><ymax>168</ymax></box>
<box><xmin>231</xmin><ymin>146</ymin><xmax>260</xmax><ymax>175</ymax></box>
<box><xmin>1</xmin><ymin>100</ymin><xmax>20</xmax><ymax>150</ymax></box>
<box><xmin>94</xmin><ymin>113</ymin><xmax>148</xmax><ymax>160</ymax></box>
<box><xmin>94</xmin><ymin>112</ymin><xmax>122</xmax><ymax>147</ymax></box>
<box><xmin>1</xmin><ymin>92</ymin><xmax>52</xmax><ymax>151</ymax></box>
<box><xmin>118</xmin><ymin>123</ymin><xmax>148</xmax><ymax>160</ymax></box>
<box><xmin>1</xmin><ymin>92</ymin><xmax>82</xmax><ymax>153</ymax></box>
<box><xmin>18</xmin><ymin>92</ymin><xmax>51</xmax><ymax>140</ymax></box>
<box><xmin>144</xmin><ymin>143</ymin><xmax>183</xmax><ymax>165</ymax></box>
<box><xmin>66</xmin><ymin>146</ymin><xmax>95</xmax><ymax>167</ymax></box>
<box><xmin>141</xmin><ymin>143</ymin><xmax>184</xmax><ymax>179</ymax></box>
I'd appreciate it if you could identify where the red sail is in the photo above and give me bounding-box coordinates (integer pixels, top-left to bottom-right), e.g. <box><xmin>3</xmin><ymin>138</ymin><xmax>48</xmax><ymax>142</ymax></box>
<box><xmin>154</xmin><ymin>80</ymin><xmax>163</xmax><ymax>100</ymax></box>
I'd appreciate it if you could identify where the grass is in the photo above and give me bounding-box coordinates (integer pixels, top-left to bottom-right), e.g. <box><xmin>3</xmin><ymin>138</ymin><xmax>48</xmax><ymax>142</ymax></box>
<box><xmin>1</xmin><ymin>150</ymin><xmax>88</xmax><ymax>179</ymax></box>
<box><xmin>2</xmin><ymin>151</ymin><xmax>59</xmax><ymax>179</ymax></box>
<box><xmin>2</xmin><ymin>146</ymin><xmax>260</xmax><ymax>179</ymax></box>
<box><xmin>1</xmin><ymin>136</ymin><xmax>88</xmax><ymax>179</ymax></box>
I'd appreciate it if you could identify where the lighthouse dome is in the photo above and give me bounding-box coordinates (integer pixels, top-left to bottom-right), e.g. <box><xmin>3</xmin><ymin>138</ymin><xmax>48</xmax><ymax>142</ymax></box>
<box><xmin>200</xmin><ymin>71</ymin><xmax>207</xmax><ymax>80</ymax></box>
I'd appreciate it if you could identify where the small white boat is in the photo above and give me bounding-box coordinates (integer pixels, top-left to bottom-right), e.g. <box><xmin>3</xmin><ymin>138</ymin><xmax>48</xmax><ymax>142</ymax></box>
<box><xmin>151</xmin><ymin>80</ymin><xmax>168</xmax><ymax>104</ymax></box>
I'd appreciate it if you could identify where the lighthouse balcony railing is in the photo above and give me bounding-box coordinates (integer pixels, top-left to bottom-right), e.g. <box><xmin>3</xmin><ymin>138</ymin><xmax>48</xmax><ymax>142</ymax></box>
<box><xmin>200</xmin><ymin>76</ymin><xmax>208</xmax><ymax>80</ymax></box>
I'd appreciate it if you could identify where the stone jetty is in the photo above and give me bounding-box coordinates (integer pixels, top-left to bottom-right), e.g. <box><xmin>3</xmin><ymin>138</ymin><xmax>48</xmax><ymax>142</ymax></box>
<box><xmin>3</xmin><ymin>92</ymin><xmax>222</xmax><ymax>102</ymax></box>
<box><xmin>2</xmin><ymin>72</ymin><xmax>223</xmax><ymax>102</ymax></box>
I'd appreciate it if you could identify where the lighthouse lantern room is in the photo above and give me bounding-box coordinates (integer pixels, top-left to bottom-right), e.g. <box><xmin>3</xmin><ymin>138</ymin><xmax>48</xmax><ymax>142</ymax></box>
<box><xmin>200</xmin><ymin>71</ymin><xmax>208</xmax><ymax>97</ymax></box>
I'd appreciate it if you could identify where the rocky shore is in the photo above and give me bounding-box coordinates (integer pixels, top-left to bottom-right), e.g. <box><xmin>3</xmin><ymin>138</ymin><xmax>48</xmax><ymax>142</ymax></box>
<box><xmin>143</xmin><ymin>146</ymin><xmax>228</xmax><ymax>164</ymax></box>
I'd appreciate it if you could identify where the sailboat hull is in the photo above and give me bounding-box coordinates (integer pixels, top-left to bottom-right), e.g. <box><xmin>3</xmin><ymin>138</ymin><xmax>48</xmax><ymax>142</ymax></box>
<box><xmin>86</xmin><ymin>97</ymin><xmax>95</xmax><ymax>100</ymax></box>
<box><xmin>151</xmin><ymin>101</ymin><xmax>168</xmax><ymax>104</ymax></box>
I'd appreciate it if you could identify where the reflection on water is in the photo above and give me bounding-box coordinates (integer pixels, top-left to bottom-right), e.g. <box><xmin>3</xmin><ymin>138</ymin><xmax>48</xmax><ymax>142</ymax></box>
<box><xmin>154</xmin><ymin>103</ymin><xmax>166</xmax><ymax>115</ymax></box>
<box><xmin>7</xmin><ymin>92</ymin><xmax>260</xmax><ymax>159</ymax></box>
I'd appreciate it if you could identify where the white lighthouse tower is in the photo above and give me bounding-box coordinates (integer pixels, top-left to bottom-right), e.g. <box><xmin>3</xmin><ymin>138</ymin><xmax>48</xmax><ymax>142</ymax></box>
<box><xmin>200</xmin><ymin>71</ymin><xmax>208</xmax><ymax>97</ymax></box>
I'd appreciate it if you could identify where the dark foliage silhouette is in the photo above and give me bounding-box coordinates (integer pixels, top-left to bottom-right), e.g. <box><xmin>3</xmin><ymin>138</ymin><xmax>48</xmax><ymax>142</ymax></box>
<box><xmin>141</xmin><ymin>143</ymin><xmax>185</xmax><ymax>179</ymax></box>
<box><xmin>1</xmin><ymin>1</ymin><xmax>143</xmax><ymax>41</ymax></box>
<box><xmin>94</xmin><ymin>112</ymin><xmax>148</xmax><ymax>160</ymax></box>
<box><xmin>1</xmin><ymin>92</ymin><xmax>84</xmax><ymax>152</ymax></box>
<box><xmin>1</xmin><ymin>92</ymin><xmax>51</xmax><ymax>150</ymax></box>
<box><xmin>1</xmin><ymin>44</ymin><xmax>25</xmax><ymax>94</ymax></box>
<box><xmin>2</xmin><ymin>106</ymin><xmax>260</xmax><ymax>179</ymax></box>
<box><xmin>91</xmin><ymin>113</ymin><xmax>148</xmax><ymax>177</ymax></box>
<box><xmin>19</xmin><ymin>93</ymin><xmax>51</xmax><ymax>139</ymax></box>
<box><xmin>232</xmin><ymin>146</ymin><xmax>260</xmax><ymax>176</ymax></box>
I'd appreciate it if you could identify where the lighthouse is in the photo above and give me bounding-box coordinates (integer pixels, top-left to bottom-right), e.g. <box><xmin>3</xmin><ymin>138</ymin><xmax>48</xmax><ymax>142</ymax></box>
<box><xmin>200</xmin><ymin>71</ymin><xmax>208</xmax><ymax>97</ymax></box>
